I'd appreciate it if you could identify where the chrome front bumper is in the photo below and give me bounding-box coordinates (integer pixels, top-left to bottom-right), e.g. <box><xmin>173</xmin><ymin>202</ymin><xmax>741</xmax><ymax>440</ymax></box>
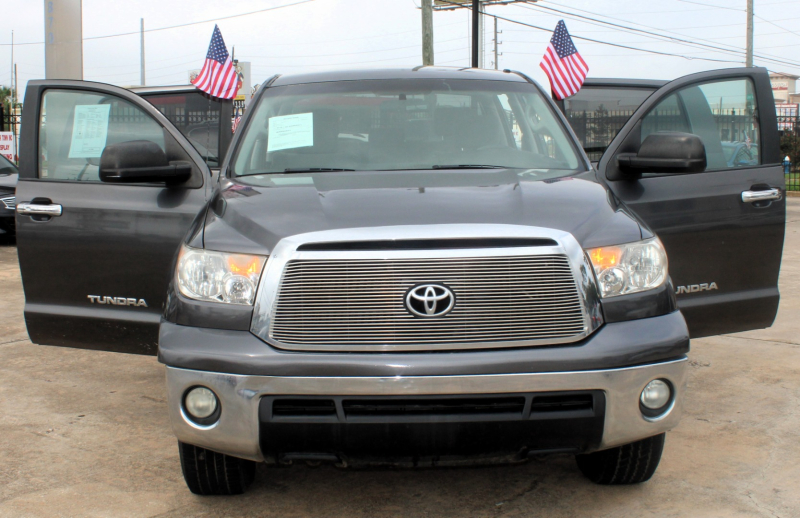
<box><xmin>165</xmin><ymin>358</ymin><xmax>688</xmax><ymax>462</ymax></box>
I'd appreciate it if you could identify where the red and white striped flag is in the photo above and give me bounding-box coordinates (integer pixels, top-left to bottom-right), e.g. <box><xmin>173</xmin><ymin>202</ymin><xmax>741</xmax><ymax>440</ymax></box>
<box><xmin>539</xmin><ymin>20</ymin><xmax>589</xmax><ymax>100</ymax></box>
<box><xmin>191</xmin><ymin>25</ymin><xmax>239</xmax><ymax>99</ymax></box>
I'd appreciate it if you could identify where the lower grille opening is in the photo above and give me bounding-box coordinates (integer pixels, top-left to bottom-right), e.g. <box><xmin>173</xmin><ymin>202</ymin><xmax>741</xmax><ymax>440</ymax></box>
<box><xmin>530</xmin><ymin>394</ymin><xmax>594</xmax><ymax>413</ymax></box>
<box><xmin>342</xmin><ymin>397</ymin><xmax>526</xmax><ymax>417</ymax></box>
<box><xmin>273</xmin><ymin>399</ymin><xmax>337</xmax><ymax>417</ymax></box>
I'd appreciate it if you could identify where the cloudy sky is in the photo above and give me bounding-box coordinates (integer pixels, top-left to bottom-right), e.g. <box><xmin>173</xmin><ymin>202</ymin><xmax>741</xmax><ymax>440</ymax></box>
<box><xmin>2</xmin><ymin>0</ymin><xmax>799</xmax><ymax>96</ymax></box>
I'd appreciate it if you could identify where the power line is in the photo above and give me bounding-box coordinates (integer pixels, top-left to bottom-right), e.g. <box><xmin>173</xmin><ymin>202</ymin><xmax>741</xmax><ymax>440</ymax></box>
<box><xmin>438</xmin><ymin>0</ymin><xmax>746</xmax><ymax>64</ymax></box>
<box><xmin>754</xmin><ymin>14</ymin><xmax>800</xmax><ymax>38</ymax></box>
<box><xmin>519</xmin><ymin>1</ymin><xmax>800</xmax><ymax>69</ymax></box>
<box><xmin>438</xmin><ymin>0</ymin><xmax>800</xmax><ymax>71</ymax></box>
<box><xmin>671</xmin><ymin>0</ymin><xmax>743</xmax><ymax>11</ymax></box>
<box><xmin>0</xmin><ymin>0</ymin><xmax>316</xmax><ymax>46</ymax></box>
<box><xmin>239</xmin><ymin>37</ymin><xmax>464</xmax><ymax>59</ymax></box>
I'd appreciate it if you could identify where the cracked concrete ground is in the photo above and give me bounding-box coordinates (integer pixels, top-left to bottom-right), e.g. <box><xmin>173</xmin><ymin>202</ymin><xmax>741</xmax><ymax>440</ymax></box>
<box><xmin>1</xmin><ymin>199</ymin><xmax>798</xmax><ymax>517</ymax></box>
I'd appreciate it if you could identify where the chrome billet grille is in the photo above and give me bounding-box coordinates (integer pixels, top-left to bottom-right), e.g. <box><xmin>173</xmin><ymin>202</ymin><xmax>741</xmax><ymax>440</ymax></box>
<box><xmin>0</xmin><ymin>196</ymin><xmax>15</xmax><ymax>210</ymax></box>
<box><xmin>270</xmin><ymin>255</ymin><xmax>587</xmax><ymax>349</ymax></box>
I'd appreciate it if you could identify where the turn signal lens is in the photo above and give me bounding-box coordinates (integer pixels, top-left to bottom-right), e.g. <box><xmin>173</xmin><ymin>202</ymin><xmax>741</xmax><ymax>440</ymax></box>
<box><xmin>586</xmin><ymin>238</ymin><xmax>668</xmax><ymax>298</ymax></box>
<box><xmin>176</xmin><ymin>245</ymin><xmax>267</xmax><ymax>305</ymax></box>
<box><xmin>588</xmin><ymin>246</ymin><xmax>622</xmax><ymax>270</ymax></box>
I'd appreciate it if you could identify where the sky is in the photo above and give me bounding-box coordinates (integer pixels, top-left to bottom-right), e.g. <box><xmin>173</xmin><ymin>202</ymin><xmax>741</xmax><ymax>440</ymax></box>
<box><xmin>2</xmin><ymin>0</ymin><xmax>799</xmax><ymax>98</ymax></box>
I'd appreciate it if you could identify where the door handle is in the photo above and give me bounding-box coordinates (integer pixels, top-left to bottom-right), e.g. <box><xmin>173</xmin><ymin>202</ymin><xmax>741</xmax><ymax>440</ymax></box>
<box><xmin>741</xmin><ymin>189</ymin><xmax>782</xmax><ymax>203</ymax></box>
<box><xmin>16</xmin><ymin>203</ymin><xmax>63</xmax><ymax>217</ymax></box>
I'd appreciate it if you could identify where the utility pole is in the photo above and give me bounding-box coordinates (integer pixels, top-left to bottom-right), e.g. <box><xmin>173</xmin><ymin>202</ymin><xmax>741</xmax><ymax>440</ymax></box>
<box><xmin>745</xmin><ymin>0</ymin><xmax>754</xmax><ymax>67</ymax></box>
<box><xmin>422</xmin><ymin>0</ymin><xmax>434</xmax><ymax>66</ymax></box>
<box><xmin>479</xmin><ymin>6</ymin><xmax>485</xmax><ymax>68</ymax></box>
<box><xmin>471</xmin><ymin>0</ymin><xmax>479</xmax><ymax>67</ymax></box>
<box><xmin>10</xmin><ymin>30</ymin><xmax>14</xmax><ymax>106</ymax></box>
<box><xmin>140</xmin><ymin>18</ymin><xmax>146</xmax><ymax>86</ymax></box>
<box><xmin>492</xmin><ymin>16</ymin><xmax>501</xmax><ymax>70</ymax></box>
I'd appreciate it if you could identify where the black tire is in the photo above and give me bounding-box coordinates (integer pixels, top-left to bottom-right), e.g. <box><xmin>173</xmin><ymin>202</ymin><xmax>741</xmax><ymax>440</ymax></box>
<box><xmin>575</xmin><ymin>433</ymin><xmax>665</xmax><ymax>485</ymax></box>
<box><xmin>178</xmin><ymin>441</ymin><xmax>257</xmax><ymax>495</ymax></box>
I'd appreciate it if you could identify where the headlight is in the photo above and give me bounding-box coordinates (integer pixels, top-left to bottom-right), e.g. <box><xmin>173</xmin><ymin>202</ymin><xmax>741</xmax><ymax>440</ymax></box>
<box><xmin>586</xmin><ymin>238</ymin><xmax>668</xmax><ymax>298</ymax></box>
<box><xmin>176</xmin><ymin>245</ymin><xmax>267</xmax><ymax>305</ymax></box>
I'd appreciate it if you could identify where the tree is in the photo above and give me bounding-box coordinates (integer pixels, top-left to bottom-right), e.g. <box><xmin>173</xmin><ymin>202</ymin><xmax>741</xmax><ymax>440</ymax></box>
<box><xmin>780</xmin><ymin>129</ymin><xmax>800</xmax><ymax>172</ymax></box>
<box><xmin>0</xmin><ymin>86</ymin><xmax>16</xmax><ymax>113</ymax></box>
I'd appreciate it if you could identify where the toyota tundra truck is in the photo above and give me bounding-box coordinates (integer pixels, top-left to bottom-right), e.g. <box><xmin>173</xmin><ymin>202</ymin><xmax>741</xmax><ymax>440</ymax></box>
<box><xmin>14</xmin><ymin>66</ymin><xmax>785</xmax><ymax>495</ymax></box>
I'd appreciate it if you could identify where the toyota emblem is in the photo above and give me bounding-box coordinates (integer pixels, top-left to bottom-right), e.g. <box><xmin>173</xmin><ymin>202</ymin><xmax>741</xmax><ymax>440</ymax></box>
<box><xmin>405</xmin><ymin>284</ymin><xmax>455</xmax><ymax>317</ymax></box>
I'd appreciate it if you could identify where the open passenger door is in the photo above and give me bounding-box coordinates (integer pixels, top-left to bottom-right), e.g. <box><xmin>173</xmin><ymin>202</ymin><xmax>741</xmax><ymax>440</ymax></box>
<box><xmin>596</xmin><ymin>67</ymin><xmax>785</xmax><ymax>338</ymax></box>
<box><xmin>16</xmin><ymin>80</ymin><xmax>214</xmax><ymax>354</ymax></box>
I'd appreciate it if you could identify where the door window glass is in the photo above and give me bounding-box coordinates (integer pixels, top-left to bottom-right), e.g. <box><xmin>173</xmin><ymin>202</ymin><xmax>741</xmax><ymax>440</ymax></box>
<box><xmin>641</xmin><ymin>78</ymin><xmax>759</xmax><ymax>170</ymax></box>
<box><xmin>141</xmin><ymin>91</ymin><xmax>222</xmax><ymax>167</ymax></box>
<box><xmin>39</xmin><ymin>90</ymin><xmax>166</xmax><ymax>182</ymax></box>
<box><xmin>565</xmin><ymin>87</ymin><xmax>656</xmax><ymax>161</ymax></box>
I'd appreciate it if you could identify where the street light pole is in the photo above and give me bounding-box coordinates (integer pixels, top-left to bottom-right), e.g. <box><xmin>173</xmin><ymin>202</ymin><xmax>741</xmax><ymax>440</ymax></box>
<box><xmin>493</xmin><ymin>16</ymin><xmax>501</xmax><ymax>70</ymax></box>
<box><xmin>746</xmin><ymin>0</ymin><xmax>753</xmax><ymax>67</ymax></box>
<box><xmin>140</xmin><ymin>19</ymin><xmax>146</xmax><ymax>86</ymax></box>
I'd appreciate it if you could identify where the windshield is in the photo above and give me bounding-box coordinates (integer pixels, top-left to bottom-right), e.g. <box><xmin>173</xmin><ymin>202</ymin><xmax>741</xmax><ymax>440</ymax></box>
<box><xmin>232</xmin><ymin>78</ymin><xmax>583</xmax><ymax>176</ymax></box>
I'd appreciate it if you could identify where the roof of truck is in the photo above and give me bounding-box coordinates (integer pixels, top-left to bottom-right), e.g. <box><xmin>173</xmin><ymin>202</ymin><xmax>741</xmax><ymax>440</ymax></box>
<box><xmin>270</xmin><ymin>67</ymin><xmax>532</xmax><ymax>87</ymax></box>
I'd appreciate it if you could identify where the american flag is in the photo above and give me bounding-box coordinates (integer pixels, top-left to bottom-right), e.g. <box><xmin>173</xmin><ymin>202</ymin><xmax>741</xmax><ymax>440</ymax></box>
<box><xmin>192</xmin><ymin>25</ymin><xmax>239</xmax><ymax>99</ymax></box>
<box><xmin>232</xmin><ymin>107</ymin><xmax>242</xmax><ymax>133</ymax></box>
<box><xmin>539</xmin><ymin>20</ymin><xmax>589</xmax><ymax>100</ymax></box>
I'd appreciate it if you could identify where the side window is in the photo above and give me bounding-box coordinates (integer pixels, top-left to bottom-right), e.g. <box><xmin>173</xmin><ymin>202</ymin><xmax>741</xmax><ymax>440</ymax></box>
<box><xmin>564</xmin><ymin>87</ymin><xmax>656</xmax><ymax>162</ymax></box>
<box><xmin>39</xmin><ymin>90</ymin><xmax>166</xmax><ymax>182</ymax></box>
<box><xmin>641</xmin><ymin>78</ymin><xmax>760</xmax><ymax>171</ymax></box>
<box><xmin>142</xmin><ymin>92</ymin><xmax>222</xmax><ymax>167</ymax></box>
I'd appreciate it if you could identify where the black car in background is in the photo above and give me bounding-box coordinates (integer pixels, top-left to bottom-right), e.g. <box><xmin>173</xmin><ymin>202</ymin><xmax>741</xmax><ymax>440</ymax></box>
<box><xmin>0</xmin><ymin>154</ymin><xmax>18</xmax><ymax>237</ymax></box>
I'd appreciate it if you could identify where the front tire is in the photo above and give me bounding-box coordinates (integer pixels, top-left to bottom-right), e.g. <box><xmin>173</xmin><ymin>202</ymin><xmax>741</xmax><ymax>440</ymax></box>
<box><xmin>178</xmin><ymin>441</ymin><xmax>256</xmax><ymax>495</ymax></box>
<box><xmin>575</xmin><ymin>433</ymin><xmax>665</xmax><ymax>485</ymax></box>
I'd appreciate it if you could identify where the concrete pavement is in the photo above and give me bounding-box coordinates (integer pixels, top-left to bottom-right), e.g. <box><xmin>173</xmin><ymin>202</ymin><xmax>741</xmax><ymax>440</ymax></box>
<box><xmin>1</xmin><ymin>199</ymin><xmax>798</xmax><ymax>517</ymax></box>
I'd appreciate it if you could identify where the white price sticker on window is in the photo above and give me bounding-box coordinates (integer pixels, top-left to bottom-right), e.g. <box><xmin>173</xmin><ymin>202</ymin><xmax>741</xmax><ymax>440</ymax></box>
<box><xmin>68</xmin><ymin>104</ymin><xmax>111</xmax><ymax>158</ymax></box>
<box><xmin>267</xmin><ymin>112</ymin><xmax>314</xmax><ymax>152</ymax></box>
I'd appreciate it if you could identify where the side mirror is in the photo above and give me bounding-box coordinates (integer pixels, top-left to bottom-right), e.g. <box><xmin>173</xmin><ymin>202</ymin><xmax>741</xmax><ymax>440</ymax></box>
<box><xmin>616</xmin><ymin>132</ymin><xmax>707</xmax><ymax>176</ymax></box>
<box><xmin>99</xmin><ymin>140</ymin><xmax>192</xmax><ymax>185</ymax></box>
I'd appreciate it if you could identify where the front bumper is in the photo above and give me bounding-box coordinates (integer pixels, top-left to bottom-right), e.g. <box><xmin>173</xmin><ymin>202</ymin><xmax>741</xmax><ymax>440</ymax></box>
<box><xmin>165</xmin><ymin>357</ymin><xmax>688</xmax><ymax>463</ymax></box>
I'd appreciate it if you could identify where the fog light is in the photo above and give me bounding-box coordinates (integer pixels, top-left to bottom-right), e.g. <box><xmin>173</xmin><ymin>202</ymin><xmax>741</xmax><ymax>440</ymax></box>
<box><xmin>184</xmin><ymin>386</ymin><xmax>219</xmax><ymax>422</ymax></box>
<box><xmin>640</xmin><ymin>379</ymin><xmax>671</xmax><ymax>411</ymax></box>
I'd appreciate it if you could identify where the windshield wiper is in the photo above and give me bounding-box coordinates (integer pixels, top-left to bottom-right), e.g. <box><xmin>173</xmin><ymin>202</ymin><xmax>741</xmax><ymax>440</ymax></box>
<box><xmin>430</xmin><ymin>164</ymin><xmax>508</xmax><ymax>169</ymax></box>
<box><xmin>283</xmin><ymin>167</ymin><xmax>355</xmax><ymax>173</ymax></box>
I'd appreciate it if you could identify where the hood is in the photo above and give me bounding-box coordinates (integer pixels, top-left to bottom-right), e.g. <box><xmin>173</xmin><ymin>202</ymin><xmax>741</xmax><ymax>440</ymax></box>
<box><xmin>200</xmin><ymin>169</ymin><xmax>643</xmax><ymax>255</ymax></box>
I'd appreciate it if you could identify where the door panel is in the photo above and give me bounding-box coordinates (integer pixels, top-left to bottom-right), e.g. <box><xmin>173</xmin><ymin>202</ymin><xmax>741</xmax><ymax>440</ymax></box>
<box><xmin>16</xmin><ymin>80</ymin><xmax>211</xmax><ymax>354</ymax></box>
<box><xmin>598</xmin><ymin>68</ymin><xmax>785</xmax><ymax>338</ymax></box>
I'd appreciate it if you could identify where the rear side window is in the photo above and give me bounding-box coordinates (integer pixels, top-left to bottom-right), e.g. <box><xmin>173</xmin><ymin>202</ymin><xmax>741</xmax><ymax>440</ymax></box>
<box><xmin>564</xmin><ymin>87</ymin><xmax>656</xmax><ymax>161</ymax></box>
<box><xmin>38</xmin><ymin>90</ymin><xmax>166</xmax><ymax>182</ymax></box>
<box><xmin>641</xmin><ymin>78</ymin><xmax>760</xmax><ymax>170</ymax></box>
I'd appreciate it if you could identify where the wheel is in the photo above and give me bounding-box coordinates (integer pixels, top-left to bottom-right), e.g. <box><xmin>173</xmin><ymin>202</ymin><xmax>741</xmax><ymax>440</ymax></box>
<box><xmin>178</xmin><ymin>441</ymin><xmax>257</xmax><ymax>495</ymax></box>
<box><xmin>575</xmin><ymin>433</ymin><xmax>665</xmax><ymax>485</ymax></box>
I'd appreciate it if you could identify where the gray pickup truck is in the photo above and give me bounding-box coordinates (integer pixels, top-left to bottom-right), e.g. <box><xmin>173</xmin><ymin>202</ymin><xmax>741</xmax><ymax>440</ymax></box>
<box><xmin>15</xmin><ymin>66</ymin><xmax>784</xmax><ymax>495</ymax></box>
